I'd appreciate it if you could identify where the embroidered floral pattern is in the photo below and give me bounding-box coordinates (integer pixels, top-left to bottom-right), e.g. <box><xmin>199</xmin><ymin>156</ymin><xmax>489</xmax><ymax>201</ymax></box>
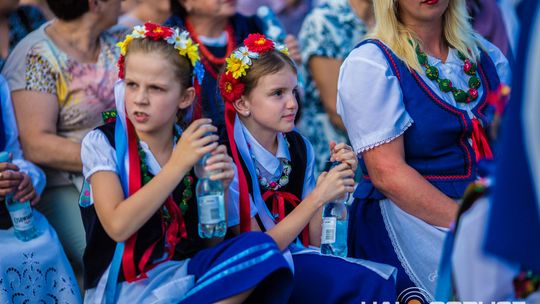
<box><xmin>0</xmin><ymin>252</ymin><xmax>79</xmax><ymax>303</ymax></box>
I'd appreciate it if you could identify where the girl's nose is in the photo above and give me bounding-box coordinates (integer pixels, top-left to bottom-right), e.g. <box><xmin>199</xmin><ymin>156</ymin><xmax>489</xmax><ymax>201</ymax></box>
<box><xmin>133</xmin><ymin>90</ymin><xmax>149</xmax><ymax>105</ymax></box>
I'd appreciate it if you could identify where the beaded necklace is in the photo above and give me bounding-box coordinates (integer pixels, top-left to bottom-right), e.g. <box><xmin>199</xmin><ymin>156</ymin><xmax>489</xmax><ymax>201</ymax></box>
<box><xmin>185</xmin><ymin>18</ymin><xmax>235</xmax><ymax>79</ymax></box>
<box><xmin>137</xmin><ymin>129</ymin><xmax>193</xmax><ymax>216</ymax></box>
<box><xmin>416</xmin><ymin>46</ymin><xmax>481</xmax><ymax>104</ymax></box>
<box><xmin>247</xmin><ymin>137</ymin><xmax>292</xmax><ymax>191</ymax></box>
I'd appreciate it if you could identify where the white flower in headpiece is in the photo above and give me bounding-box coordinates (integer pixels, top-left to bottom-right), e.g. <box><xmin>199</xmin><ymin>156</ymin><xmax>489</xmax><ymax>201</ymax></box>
<box><xmin>275</xmin><ymin>43</ymin><xmax>289</xmax><ymax>56</ymax></box>
<box><xmin>131</xmin><ymin>25</ymin><xmax>146</xmax><ymax>38</ymax></box>
<box><xmin>167</xmin><ymin>29</ymin><xmax>191</xmax><ymax>50</ymax></box>
<box><xmin>233</xmin><ymin>46</ymin><xmax>259</xmax><ymax>65</ymax></box>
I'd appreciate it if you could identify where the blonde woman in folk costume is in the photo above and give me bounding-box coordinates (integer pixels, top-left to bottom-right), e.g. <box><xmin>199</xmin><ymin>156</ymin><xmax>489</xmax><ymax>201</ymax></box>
<box><xmin>337</xmin><ymin>0</ymin><xmax>510</xmax><ymax>298</ymax></box>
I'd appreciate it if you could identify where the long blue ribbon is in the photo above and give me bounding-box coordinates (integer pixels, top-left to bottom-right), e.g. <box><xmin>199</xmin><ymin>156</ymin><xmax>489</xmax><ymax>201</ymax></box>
<box><xmin>104</xmin><ymin>116</ymin><xmax>129</xmax><ymax>303</ymax></box>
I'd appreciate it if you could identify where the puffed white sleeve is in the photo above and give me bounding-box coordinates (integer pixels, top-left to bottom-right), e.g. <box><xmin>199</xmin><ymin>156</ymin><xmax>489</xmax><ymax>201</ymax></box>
<box><xmin>478</xmin><ymin>36</ymin><xmax>512</xmax><ymax>86</ymax></box>
<box><xmin>336</xmin><ymin>43</ymin><xmax>413</xmax><ymax>154</ymax></box>
<box><xmin>81</xmin><ymin>129</ymin><xmax>118</xmax><ymax>181</ymax></box>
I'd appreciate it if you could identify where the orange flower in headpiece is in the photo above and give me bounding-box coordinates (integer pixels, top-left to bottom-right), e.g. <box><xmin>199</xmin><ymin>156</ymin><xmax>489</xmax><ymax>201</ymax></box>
<box><xmin>144</xmin><ymin>22</ymin><xmax>173</xmax><ymax>40</ymax></box>
<box><xmin>219</xmin><ymin>72</ymin><xmax>245</xmax><ymax>103</ymax></box>
<box><xmin>244</xmin><ymin>33</ymin><xmax>275</xmax><ymax>53</ymax></box>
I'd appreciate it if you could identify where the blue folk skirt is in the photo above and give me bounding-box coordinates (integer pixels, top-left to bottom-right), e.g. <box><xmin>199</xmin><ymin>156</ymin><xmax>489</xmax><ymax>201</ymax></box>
<box><xmin>288</xmin><ymin>249</ymin><xmax>397</xmax><ymax>303</ymax></box>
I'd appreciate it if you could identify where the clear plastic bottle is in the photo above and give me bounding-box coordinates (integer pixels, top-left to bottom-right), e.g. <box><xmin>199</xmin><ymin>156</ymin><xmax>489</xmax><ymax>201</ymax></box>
<box><xmin>195</xmin><ymin>154</ymin><xmax>227</xmax><ymax>238</ymax></box>
<box><xmin>0</xmin><ymin>151</ymin><xmax>40</xmax><ymax>241</ymax></box>
<box><xmin>320</xmin><ymin>161</ymin><xmax>349</xmax><ymax>257</ymax></box>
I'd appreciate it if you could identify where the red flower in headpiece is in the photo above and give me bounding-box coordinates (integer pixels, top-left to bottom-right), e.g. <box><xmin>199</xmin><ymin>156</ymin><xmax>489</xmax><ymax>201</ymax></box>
<box><xmin>219</xmin><ymin>72</ymin><xmax>245</xmax><ymax>103</ymax></box>
<box><xmin>144</xmin><ymin>22</ymin><xmax>173</xmax><ymax>40</ymax></box>
<box><xmin>117</xmin><ymin>55</ymin><xmax>125</xmax><ymax>79</ymax></box>
<box><xmin>244</xmin><ymin>33</ymin><xmax>275</xmax><ymax>53</ymax></box>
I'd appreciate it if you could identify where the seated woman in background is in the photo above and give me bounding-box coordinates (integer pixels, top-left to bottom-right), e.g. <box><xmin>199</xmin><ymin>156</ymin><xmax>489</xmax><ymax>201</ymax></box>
<box><xmin>2</xmin><ymin>0</ymin><xmax>124</xmax><ymax>272</ymax></box>
<box><xmin>0</xmin><ymin>74</ymin><xmax>82</xmax><ymax>303</ymax></box>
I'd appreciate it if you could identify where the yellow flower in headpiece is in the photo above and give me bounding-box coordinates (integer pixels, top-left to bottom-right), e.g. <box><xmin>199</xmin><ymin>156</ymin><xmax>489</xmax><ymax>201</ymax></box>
<box><xmin>116</xmin><ymin>35</ymin><xmax>134</xmax><ymax>56</ymax></box>
<box><xmin>179</xmin><ymin>39</ymin><xmax>200</xmax><ymax>66</ymax></box>
<box><xmin>226</xmin><ymin>54</ymin><xmax>249</xmax><ymax>79</ymax></box>
<box><xmin>275</xmin><ymin>44</ymin><xmax>289</xmax><ymax>56</ymax></box>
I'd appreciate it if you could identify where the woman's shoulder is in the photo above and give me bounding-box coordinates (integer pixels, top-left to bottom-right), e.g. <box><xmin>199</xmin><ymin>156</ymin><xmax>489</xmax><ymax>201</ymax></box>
<box><xmin>1</xmin><ymin>22</ymin><xmax>54</xmax><ymax>90</ymax></box>
<box><xmin>342</xmin><ymin>40</ymin><xmax>394</xmax><ymax>72</ymax></box>
<box><xmin>476</xmin><ymin>35</ymin><xmax>508</xmax><ymax>63</ymax></box>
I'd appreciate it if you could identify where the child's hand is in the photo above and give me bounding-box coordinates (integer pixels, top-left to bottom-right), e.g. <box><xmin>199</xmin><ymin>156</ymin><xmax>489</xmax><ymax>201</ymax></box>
<box><xmin>312</xmin><ymin>163</ymin><xmax>355</xmax><ymax>204</ymax></box>
<box><xmin>14</xmin><ymin>173</ymin><xmax>39</xmax><ymax>206</ymax></box>
<box><xmin>329</xmin><ymin>141</ymin><xmax>358</xmax><ymax>173</ymax></box>
<box><xmin>0</xmin><ymin>162</ymin><xmax>22</xmax><ymax>197</ymax></box>
<box><xmin>172</xmin><ymin>118</ymin><xmax>219</xmax><ymax>170</ymax></box>
<box><xmin>204</xmin><ymin>145</ymin><xmax>235</xmax><ymax>189</ymax></box>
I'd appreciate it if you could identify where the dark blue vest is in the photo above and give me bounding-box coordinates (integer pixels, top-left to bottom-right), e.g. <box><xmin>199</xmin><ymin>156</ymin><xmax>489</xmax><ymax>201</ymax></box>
<box><xmin>354</xmin><ymin>39</ymin><xmax>501</xmax><ymax>200</ymax></box>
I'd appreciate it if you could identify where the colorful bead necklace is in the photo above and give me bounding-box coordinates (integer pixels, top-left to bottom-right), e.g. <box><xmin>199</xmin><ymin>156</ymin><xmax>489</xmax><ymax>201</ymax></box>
<box><xmin>185</xmin><ymin>18</ymin><xmax>235</xmax><ymax>79</ymax></box>
<box><xmin>416</xmin><ymin>46</ymin><xmax>481</xmax><ymax>104</ymax></box>
<box><xmin>138</xmin><ymin>129</ymin><xmax>193</xmax><ymax>216</ymax></box>
<box><xmin>247</xmin><ymin>139</ymin><xmax>292</xmax><ymax>191</ymax></box>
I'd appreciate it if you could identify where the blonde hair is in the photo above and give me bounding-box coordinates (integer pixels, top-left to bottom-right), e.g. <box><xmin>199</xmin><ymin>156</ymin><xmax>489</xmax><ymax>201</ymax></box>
<box><xmin>368</xmin><ymin>0</ymin><xmax>482</xmax><ymax>72</ymax></box>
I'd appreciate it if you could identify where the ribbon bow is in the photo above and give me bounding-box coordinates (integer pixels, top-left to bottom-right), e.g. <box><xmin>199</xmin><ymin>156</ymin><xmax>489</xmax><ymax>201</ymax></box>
<box><xmin>263</xmin><ymin>190</ymin><xmax>310</xmax><ymax>246</ymax></box>
<box><xmin>471</xmin><ymin>118</ymin><xmax>493</xmax><ymax>162</ymax></box>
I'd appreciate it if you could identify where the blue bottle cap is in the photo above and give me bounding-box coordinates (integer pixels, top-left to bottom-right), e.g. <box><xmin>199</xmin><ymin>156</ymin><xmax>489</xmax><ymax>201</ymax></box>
<box><xmin>0</xmin><ymin>151</ymin><xmax>9</xmax><ymax>163</ymax></box>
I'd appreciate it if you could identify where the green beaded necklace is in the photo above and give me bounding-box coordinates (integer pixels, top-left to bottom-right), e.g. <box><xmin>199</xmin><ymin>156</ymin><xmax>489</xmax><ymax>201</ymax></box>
<box><xmin>137</xmin><ymin>128</ymin><xmax>193</xmax><ymax>216</ymax></box>
<box><xmin>416</xmin><ymin>46</ymin><xmax>482</xmax><ymax>104</ymax></box>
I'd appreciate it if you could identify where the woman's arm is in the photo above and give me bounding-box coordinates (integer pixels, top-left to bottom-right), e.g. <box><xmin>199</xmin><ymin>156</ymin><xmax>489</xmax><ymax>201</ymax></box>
<box><xmin>363</xmin><ymin>135</ymin><xmax>458</xmax><ymax>227</ymax></box>
<box><xmin>309</xmin><ymin>57</ymin><xmax>346</xmax><ymax>130</ymax></box>
<box><xmin>12</xmin><ymin>90</ymin><xmax>83</xmax><ymax>172</ymax></box>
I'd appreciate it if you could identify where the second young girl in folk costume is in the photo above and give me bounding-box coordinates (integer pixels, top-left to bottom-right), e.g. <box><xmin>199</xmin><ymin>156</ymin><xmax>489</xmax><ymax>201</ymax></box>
<box><xmin>336</xmin><ymin>0</ymin><xmax>510</xmax><ymax>298</ymax></box>
<box><xmin>220</xmin><ymin>34</ymin><xmax>397</xmax><ymax>303</ymax></box>
<box><xmin>79</xmin><ymin>23</ymin><xmax>293</xmax><ymax>303</ymax></box>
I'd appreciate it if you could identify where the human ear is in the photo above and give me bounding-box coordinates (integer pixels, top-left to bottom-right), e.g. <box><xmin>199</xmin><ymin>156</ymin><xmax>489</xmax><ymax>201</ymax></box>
<box><xmin>233</xmin><ymin>96</ymin><xmax>251</xmax><ymax>117</ymax></box>
<box><xmin>178</xmin><ymin>87</ymin><xmax>196</xmax><ymax>110</ymax></box>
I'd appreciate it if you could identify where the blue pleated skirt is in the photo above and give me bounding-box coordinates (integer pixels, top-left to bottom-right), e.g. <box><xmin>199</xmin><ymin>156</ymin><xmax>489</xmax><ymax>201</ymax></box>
<box><xmin>181</xmin><ymin>232</ymin><xmax>293</xmax><ymax>303</ymax></box>
<box><xmin>288</xmin><ymin>249</ymin><xmax>397</xmax><ymax>303</ymax></box>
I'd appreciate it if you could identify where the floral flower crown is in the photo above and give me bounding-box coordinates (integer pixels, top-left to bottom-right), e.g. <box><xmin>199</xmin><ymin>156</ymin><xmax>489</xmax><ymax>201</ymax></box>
<box><xmin>219</xmin><ymin>33</ymin><xmax>289</xmax><ymax>103</ymax></box>
<box><xmin>116</xmin><ymin>22</ymin><xmax>204</xmax><ymax>84</ymax></box>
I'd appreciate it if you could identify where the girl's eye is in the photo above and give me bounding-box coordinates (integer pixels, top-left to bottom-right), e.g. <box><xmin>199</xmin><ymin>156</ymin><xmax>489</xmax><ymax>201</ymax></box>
<box><xmin>126</xmin><ymin>81</ymin><xmax>137</xmax><ymax>88</ymax></box>
<box><xmin>272</xmin><ymin>89</ymin><xmax>283</xmax><ymax>97</ymax></box>
<box><xmin>149</xmin><ymin>85</ymin><xmax>165</xmax><ymax>92</ymax></box>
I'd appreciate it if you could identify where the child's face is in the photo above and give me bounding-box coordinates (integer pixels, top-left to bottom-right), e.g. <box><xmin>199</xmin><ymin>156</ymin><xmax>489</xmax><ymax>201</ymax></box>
<box><xmin>183</xmin><ymin>0</ymin><xmax>236</xmax><ymax>18</ymax></box>
<box><xmin>242</xmin><ymin>66</ymin><xmax>298</xmax><ymax>136</ymax></box>
<box><xmin>124</xmin><ymin>52</ymin><xmax>191</xmax><ymax>135</ymax></box>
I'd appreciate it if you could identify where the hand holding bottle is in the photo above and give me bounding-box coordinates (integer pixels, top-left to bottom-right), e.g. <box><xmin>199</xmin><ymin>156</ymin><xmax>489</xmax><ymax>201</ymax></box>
<box><xmin>312</xmin><ymin>163</ymin><xmax>355</xmax><ymax>206</ymax></box>
<box><xmin>203</xmin><ymin>145</ymin><xmax>235</xmax><ymax>190</ymax></box>
<box><xmin>171</xmin><ymin>118</ymin><xmax>219</xmax><ymax>171</ymax></box>
<box><xmin>329</xmin><ymin>141</ymin><xmax>358</xmax><ymax>173</ymax></box>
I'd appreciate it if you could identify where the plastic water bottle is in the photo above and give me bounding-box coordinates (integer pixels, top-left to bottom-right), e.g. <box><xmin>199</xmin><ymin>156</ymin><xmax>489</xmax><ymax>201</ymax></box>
<box><xmin>0</xmin><ymin>151</ymin><xmax>40</xmax><ymax>241</ymax></box>
<box><xmin>195</xmin><ymin>154</ymin><xmax>227</xmax><ymax>238</ymax></box>
<box><xmin>320</xmin><ymin>162</ymin><xmax>349</xmax><ymax>257</ymax></box>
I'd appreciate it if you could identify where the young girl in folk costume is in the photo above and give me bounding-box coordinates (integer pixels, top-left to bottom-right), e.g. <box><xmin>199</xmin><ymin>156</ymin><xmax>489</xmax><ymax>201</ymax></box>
<box><xmin>336</xmin><ymin>0</ymin><xmax>510</xmax><ymax>298</ymax></box>
<box><xmin>165</xmin><ymin>0</ymin><xmax>301</xmax><ymax>132</ymax></box>
<box><xmin>79</xmin><ymin>23</ymin><xmax>293</xmax><ymax>303</ymax></box>
<box><xmin>220</xmin><ymin>34</ymin><xmax>397</xmax><ymax>303</ymax></box>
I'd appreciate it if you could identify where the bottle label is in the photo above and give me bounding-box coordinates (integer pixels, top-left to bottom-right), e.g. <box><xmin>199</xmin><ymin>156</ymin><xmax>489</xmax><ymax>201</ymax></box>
<box><xmin>321</xmin><ymin>217</ymin><xmax>337</xmax><ymax>244</ymax></box>
<box><xmin>9</xmin><ymin>205</ymin><xmax>34</xmax><ymax>232</ymax></box>
<box><xmin>198</xmin><ymin>195</ymin><xmax>224</xmax><ymax>224</ymax></box>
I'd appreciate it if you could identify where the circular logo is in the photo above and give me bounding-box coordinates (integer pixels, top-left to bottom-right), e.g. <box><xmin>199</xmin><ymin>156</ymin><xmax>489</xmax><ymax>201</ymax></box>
<box><xmin>397</xmin><ymin>287</ymin><xmax>431</xmax><ymax>304</ymax></box>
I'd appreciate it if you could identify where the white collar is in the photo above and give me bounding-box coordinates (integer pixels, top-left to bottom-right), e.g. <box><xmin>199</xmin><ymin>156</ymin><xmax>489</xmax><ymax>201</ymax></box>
<box><xmin>240</xmin><ymin>121</ymin><xmax>290</xmax><ymax>175</ymax></box>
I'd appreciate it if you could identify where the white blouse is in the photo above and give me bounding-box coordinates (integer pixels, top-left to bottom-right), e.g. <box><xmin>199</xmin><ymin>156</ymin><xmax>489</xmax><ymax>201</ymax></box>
<box><xmin>337</xmin><ymin>37</ymin><xmax>511</xmax><ymax>154</ymax></box>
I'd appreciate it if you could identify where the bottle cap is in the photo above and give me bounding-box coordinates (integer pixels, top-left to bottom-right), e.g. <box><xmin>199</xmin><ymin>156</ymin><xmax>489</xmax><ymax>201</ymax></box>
<box><xmin>0</xmin><ymin>151</ymin><xmax>10</xmax><ymax>163</ymax></box>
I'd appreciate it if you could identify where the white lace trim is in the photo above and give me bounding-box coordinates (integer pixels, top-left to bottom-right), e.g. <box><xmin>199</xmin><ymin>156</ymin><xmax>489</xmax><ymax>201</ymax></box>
<box><xmin>380</xmin><ymin>200</ymin><xmax>435</xmax><ymax>300</ymax></box>
<box><xmin>356</xmin><ymin>120</ymin><xmax>413</xmax><ymax>154</ymax></box>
